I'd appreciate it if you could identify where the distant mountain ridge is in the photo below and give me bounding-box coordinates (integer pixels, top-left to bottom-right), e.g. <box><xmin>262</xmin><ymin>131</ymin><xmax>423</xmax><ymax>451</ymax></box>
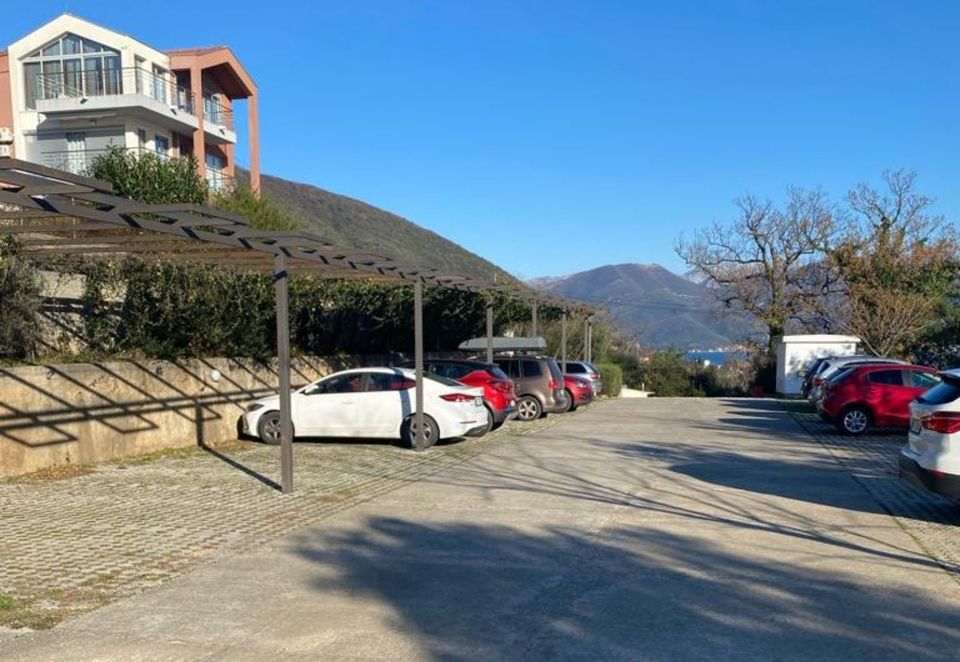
<box><xmin>237</xmin><ymin>168</ymin><xmax>514</xmax><ymax>283</ymax></box>
<box><xmin>531</xmin><ymin>263</ymin><xmax>753</xmax><ymax>348</ymax></box>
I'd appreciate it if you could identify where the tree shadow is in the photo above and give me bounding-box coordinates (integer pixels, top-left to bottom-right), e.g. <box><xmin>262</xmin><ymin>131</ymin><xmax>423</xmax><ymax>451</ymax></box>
<box><xmin>291</xmin><ymin>517</ymin><xmax>960</xmax><ymax>660</ymax></box>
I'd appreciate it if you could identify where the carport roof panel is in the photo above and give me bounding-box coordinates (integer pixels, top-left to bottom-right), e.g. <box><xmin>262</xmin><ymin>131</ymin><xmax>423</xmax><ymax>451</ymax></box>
<box><xmin>458</xmin><ymin>336</ymin><xmax>548</xmax><ymax>352</ymax></box>
<box><xmin>0</xmin><ymin>157</ymin><xmax>490</xmax><ymax>290</ymax></box>
<box><xmin>0</xmin><ymin>157</ymin><xmax>595</xmax><ymax>310</ymax></box>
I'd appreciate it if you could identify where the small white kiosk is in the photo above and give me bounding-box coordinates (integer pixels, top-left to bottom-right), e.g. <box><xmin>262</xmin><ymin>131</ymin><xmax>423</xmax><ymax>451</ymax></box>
<box><xmin>775</xmin><ymin>334</ymin><xmax>861</xmax><ymax>396</ymax></box>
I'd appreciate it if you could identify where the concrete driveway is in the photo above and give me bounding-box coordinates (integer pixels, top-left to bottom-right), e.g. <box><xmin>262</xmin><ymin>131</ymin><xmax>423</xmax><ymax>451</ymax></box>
<box><xmin>4</xmin><ymin>398</ymin><xmax>960</xmax><ymax>660</ymax></box>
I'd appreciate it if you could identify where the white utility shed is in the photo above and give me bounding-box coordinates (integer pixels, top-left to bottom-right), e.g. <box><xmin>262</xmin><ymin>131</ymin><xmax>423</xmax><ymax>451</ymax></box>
<box><xmin>775</xmin><ymin>334</ymin><xmax>861</xmax><ymax>396</ymax></box>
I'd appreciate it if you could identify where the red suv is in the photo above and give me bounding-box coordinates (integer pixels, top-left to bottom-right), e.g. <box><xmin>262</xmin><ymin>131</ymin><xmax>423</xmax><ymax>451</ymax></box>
<box><xmin>397</xmin><ymin>359</ymin><xmax>517</xmax><ymax>433</ymax></box>
<box><xmin>562</xmin><ymin>374</ymin><xmax>594</xmax><ymax>412</ymax></box>
<box><xmin>818</xmin><ymin>363</ymin><xmax>941</xmax><ymax>435</ymax></box>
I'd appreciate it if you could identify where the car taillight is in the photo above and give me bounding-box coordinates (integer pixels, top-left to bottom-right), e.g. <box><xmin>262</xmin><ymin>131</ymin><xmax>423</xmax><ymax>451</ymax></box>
<box><xmin>588</xmin><ymin>372</ymin><xmax>600</xmax><ymax>380</ymax></box>
<box><xmin>491</xmin><ymin>380</ymin><xmax>513</xmax><ymax>394</ymax></box>
<box><xmin>548</xmin><ymin>379</ymin><xmax>560</xmax><ymax>390</ymax></box>
<box><xmin>921</xmin><ymin>412</ymin><xmax>960</xmax><ymax>434</ymax></box>
<box><xmin>440</xmin><ymin>393</ymin><xmax>476</xmax><ymax>402</ymax></box>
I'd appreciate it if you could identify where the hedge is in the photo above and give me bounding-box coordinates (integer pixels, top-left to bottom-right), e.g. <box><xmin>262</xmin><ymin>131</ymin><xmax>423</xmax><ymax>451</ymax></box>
<box><xmin>597</xmin><ymin>362</ymin><xmax>623</xmax><ymax>397</ymax></box>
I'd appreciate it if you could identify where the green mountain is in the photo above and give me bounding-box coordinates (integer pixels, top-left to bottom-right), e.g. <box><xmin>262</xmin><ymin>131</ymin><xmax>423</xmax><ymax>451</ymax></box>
<box><xmin>531</xmin><ymin>263</ymin><xmax>756</xmax><ymax>349</ymax></box>
<box><xmin>237</xmin><ymin>169</ymin><xmax>513</xmax><ymax>283</ymax></box>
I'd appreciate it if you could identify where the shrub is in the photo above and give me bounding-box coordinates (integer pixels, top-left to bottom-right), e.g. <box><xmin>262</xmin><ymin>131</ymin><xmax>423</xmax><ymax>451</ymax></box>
<box><xmin>213</xmin><ymin>186</ymin><xmax>301</xmax><ymax>231</ymax></box>
<box><xmin>0</xmin><ymin>238</ymin><xmax>42</xmax><ymax>359</ymax></box>
<box><xmin>597</xmin><ymin>362</ymin><xmax>623</xmax><ymax>397</ymax></box>
<box><xmin>88</xmin><ymin>147</ymin><xmax>207</xmax><ymax>204</ymax></box>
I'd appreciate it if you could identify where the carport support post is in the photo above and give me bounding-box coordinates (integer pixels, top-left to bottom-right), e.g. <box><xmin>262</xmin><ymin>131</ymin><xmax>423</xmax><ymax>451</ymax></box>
<box><xmin>275</xmin><ymin>252</ymin><xmax>294</xmax><ymax>494</ymax></box>
<box><xmin>531</xmin><ymin>301</ymin><xmax>538</xmax><ymax>337</ymax></box>
<box><xmin>485</xmin><ymin>301</ymin><xmax>494</xmax><ymax>364</ymax></box>
<box><xmin>561</xmin><ymin>310</ymin><xmax>567</xmax><ymax>372</ymax></box>
<box><xmin>414</xmin><ymin>280</ymin><xmax>425</xmax><ymax>451</ymax></box>
<box><xmin>584</xmin><ymin>316</ymin><xmax>590</xmax><ymax>363</ymax></box>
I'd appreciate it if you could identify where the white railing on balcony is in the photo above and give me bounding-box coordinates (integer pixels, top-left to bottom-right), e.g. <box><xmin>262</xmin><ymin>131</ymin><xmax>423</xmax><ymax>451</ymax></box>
<box><xmin>41</xmin><ymin>147</ymin><xmax>174</xmax><ymax>176</ymax></box>
<box><xmin>34</xmin><ymin>68</ymin><xmax>196</xmax><ymax>116</ymax></box>
<box><xmin>206</xmin><ymin>168</ymin><xmax>235</xmax><ymax>193</ymax></box>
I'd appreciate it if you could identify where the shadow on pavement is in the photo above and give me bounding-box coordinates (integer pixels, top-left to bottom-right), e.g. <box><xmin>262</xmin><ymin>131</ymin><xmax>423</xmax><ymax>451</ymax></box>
<box><xmin>293</xmin><ymin>517</ymin><xmax>960</xmax><ymax>661</ymax></box>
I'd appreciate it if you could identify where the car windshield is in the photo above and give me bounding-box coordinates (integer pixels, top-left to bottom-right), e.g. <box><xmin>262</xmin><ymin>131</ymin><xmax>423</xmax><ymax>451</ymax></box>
<box><xmin>546</xmin><ymin>359</ymin><xmax>563</xmax><ymax>381</ymax></box>
<box><xmin>487</xmin><ymin>366</ymin><xmax>510</xmax><ymax>380</ymax></box>
<box><xmin>917</xmin><ymin>377</ymin><xmax>960</xmax><ymax>405</ymax></box>
<box><xmin>827</xmin><ymin>367</ymin><xmax>855</xmax><ymax>384</ymax></box>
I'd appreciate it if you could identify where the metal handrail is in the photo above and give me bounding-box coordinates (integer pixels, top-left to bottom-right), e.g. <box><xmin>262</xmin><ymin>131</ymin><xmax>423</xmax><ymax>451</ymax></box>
<box><xmin>205</xmin><ymin>168</ymin><xmax>235</xmax><ymax>192</ymax></box>
<box><xmin>34</xmin><ymin>67</ymin><xmax>196</xmax><ymax>115</ymax></box>
<box><xmin>41</xmin><ymin>146</ymin><xmax>177</xmax><ymax>175</ymax></box>
<box><xmin>202</xmin><ymin>94</ymin><xmax>235</xmax><ymax>131</ymax></box>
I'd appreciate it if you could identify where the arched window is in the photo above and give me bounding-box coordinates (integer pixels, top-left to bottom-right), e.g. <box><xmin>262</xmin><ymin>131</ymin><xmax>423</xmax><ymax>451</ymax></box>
<box><xmin>22</xmin><ymin>34</ymin><xmax>121</xmax><ymax>109</ymax></box>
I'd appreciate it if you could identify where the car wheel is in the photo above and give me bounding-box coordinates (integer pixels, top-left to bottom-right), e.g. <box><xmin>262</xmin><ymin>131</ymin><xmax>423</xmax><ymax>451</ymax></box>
<box><xmin>562</xmin><ymin>389</ymin><xmax>576</xmax><ymax>413</ymax></box>
<box><xmin>840</xmin><ymin>406</ymin><xmax>871</xmax><ymax>435</ymax></box>
<box><xmin>257</xmin><ymin>411</ymin><xmax>292</xmax><ymax>445</ymax></box>
<box><xmin>401</xmin><ymin>414</ymin><xmax>439</xmax><ymax>449</ymax></box>
<box><xmin>516</xmin><ymin>396</ymin><xmax>542</xmax><ymax>421</ymax></box>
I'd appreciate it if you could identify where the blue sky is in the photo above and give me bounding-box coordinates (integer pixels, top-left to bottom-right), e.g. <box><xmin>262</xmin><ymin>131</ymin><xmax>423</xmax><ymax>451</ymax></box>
<box><xmin>7</xmin><ymin>1</ymin><xmax>959</xmax><ymax>278</ymax></box>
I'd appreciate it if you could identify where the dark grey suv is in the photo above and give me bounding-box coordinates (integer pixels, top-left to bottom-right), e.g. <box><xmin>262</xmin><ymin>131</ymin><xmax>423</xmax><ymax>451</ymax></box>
<box><xmin>492</xmin><ymin>356</ymin><xmax>569</xmax><ymax>421</ymax></box>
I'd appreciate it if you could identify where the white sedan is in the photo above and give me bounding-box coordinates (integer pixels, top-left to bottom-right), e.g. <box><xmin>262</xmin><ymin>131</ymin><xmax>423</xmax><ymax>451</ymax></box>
<box><xmin>240</xmin><ymin>367</ymin><xmax>488</xmax><ymax>448</ymax></box>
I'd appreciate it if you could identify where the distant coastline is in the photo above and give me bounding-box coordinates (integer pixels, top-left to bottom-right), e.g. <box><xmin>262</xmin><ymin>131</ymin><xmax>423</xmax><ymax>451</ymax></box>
<box><xmin>685</xmin><ymin>348</ymin><xmax>746</xmax><ymax>365</ymax></box>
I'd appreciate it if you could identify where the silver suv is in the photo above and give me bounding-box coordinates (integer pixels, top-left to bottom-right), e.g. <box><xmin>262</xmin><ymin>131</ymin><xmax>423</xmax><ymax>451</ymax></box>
<box><xmin>493</xmin><ymin>356</ymin><xmax>569</xmax><ymax>421</ymax></box>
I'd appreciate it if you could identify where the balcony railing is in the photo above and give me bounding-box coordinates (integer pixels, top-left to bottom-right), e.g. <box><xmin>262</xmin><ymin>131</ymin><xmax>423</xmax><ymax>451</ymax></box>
<box><xmin>41</xmin><ymin>146</ymin><xmax>175</xmax><ymax>176</ymax></box>
<box><xmin>202</xmin><ymin>94</ymin><xmax>234</xmax><ymax>131</ymax></box>
<box><xmin>206</xmin><ymin>168</ymin><xmax>235</xmax><ymax>193</ymax></box>
<box><xmin>33</xmin><ymin>67</ymin><xmax>196</xmax><ymax>116</ymax></box>
<box><xmin>40</xmin><ymin>148</ymin><xmax>115</xmax><ymax>175</ymax></box>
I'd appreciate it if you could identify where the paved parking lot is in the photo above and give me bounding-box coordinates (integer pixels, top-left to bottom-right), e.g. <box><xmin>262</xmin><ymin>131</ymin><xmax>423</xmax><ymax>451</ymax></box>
<box><xmin>3</xmin><ymin>398</ymin><xmax>960</xmax><ymax>660</ymax></box>
<box><xmin>0</xmin><ymin>412</ymin><xmax>561</xmax><ymax>632</ymax></box>
<box><xmin>786</xmin><ymin>405</ymin><xmax>960</xmax><ymax>580</ymax></box>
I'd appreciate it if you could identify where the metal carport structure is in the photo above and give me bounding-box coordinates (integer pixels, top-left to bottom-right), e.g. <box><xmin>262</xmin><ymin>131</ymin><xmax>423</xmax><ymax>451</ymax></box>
<box><xmin>0</xmin><ymin>157</ymin><xmax>589</xmax><ymax>492</ymax></box>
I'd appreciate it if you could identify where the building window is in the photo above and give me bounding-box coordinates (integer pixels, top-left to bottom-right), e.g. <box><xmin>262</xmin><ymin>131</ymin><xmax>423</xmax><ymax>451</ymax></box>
<box><xmin>137</xmin><ymin>129</ymin><xmax>147</xmax><ymax>151</ymax></box>
<box><xmin>23</xmin><ymin>34</ymin><xmax>120</xmax><ymax>109</ymax></box>
<box><xmin>151</xmin><ymin>65</ymin><xmax>168</xmax><ymax>105</ymax></box>
<box><xmin>154</xmin><ymin>135</ymin><xmax>169</xmax><ymax>155</ymax></box>
<box><xmin>65</xmin><ymin>132</ymin><xmax>86</xmax><ymax>174</ymax></box>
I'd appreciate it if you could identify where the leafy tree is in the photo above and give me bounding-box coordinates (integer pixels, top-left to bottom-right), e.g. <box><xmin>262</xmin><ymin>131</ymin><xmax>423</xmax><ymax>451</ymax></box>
<box><xmin>825</xmin><ymin>170</ymin><xmax>959</xmax><ymax>357</ymax></box>
<box><xmin>0</xmin><ymin>238</ymin><xmax>42</xmax><ymax>359</ymax></box>
<box><xmin>88</xmin><ymin>147</ymin><xmax>207</xmax><ymax>204</ymax></box>
<box><xmin>213</xmin><ymin>186</ymin><xmax>301</xmax><ymax>231</ymax></box>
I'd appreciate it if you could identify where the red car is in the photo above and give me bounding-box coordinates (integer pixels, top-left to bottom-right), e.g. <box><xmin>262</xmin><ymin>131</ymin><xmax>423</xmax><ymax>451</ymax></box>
<box><xmin>562</xmin><ymin>374</ymin><xmax>594</xmax><ymax>412</ymax></box>
<box><xmin>398</xmin><ymin>359</ymin><xmax>517</xmax><ymax>433</ymax></box>
<box><xmin>818</xmin><ymin>363</ymin><xmax>941</xmax><ymax>435</ymax></box>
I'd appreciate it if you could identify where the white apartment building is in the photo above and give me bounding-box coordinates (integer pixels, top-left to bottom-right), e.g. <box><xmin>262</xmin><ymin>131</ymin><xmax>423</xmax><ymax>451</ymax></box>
<box><xmin>0</xmin><ymin>14</ymin><xmax>260</xmax><ymax>192</ymax></box>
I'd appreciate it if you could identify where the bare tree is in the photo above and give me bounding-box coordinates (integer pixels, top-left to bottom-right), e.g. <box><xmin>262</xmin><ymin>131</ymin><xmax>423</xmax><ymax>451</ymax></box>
<box><xmin>676</xmin><ymin>188</ymin><xmax>838</xmax><ymax>352</ymax></box>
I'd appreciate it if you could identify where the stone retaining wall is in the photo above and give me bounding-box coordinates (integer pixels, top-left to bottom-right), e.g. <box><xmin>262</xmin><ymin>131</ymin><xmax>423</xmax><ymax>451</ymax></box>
<box><xmin>0</xmin><ymin>355</ymin><xmax>392</xmax><ymax>476</ymax></box>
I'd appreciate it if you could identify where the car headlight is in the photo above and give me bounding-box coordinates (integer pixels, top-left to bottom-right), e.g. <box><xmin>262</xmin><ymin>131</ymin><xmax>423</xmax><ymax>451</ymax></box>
<box><xmin>245</xmin><ymin>403</ymin><xmax>265</xmax><ymax>413</ymax></box>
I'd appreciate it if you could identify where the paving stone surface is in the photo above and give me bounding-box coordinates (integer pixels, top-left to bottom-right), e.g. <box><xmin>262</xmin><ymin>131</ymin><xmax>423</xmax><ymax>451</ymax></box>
<box><xmin>0</xmin><ymin>410</ymin><xmax>570</xmax><ymax>628</ymax></box>
<box><xmin>787</xmin><ymin>406</ymin><xmax>960</xmax><ymax>581</ymax></box>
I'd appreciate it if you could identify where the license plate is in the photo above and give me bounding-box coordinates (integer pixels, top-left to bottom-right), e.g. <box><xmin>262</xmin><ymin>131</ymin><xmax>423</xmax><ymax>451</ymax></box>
<box><xmin>910</xmin><ymin>417</ymin><xmax>921</xmax><ymax>435</ymax></box>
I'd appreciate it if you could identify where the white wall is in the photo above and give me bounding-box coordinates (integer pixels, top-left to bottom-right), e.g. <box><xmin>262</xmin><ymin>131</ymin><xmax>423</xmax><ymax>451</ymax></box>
<box><xmin>776</xmin><ymin>336</ymin><xmax>860</xmax><ymax>395</ymax></box>
<box><xmin>6</xmin><ymin>14</ymin><xmax>173</xmax><ymax>157</ymax></box>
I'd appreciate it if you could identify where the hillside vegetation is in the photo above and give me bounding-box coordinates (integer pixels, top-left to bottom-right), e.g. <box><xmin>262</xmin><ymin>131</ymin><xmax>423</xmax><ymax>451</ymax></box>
<box><xmin>238</xmin><ymin>169</ymin><xmax>513</xmax><ymax>283</ymax></box>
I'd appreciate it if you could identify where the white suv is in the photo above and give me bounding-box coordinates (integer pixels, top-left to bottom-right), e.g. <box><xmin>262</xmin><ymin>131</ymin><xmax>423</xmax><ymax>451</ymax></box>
<box><xmin>900</xmin><ymin>369</ymin><xmax>960</xmax><ymax>499</ymax></box>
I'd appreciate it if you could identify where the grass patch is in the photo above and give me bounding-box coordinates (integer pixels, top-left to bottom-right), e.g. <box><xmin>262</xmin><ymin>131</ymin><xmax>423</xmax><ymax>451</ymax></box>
<box><xmin>6</xmin><ymin>463</ymin><xmax>96</xmax><ymax>485</ymax></box>
<box><xmin>0</xmin><ymin>592</ymin><xmax>15</xmax><ymax>612</ymax></box>
<box><xmin>0</xmin><ymin>591</ymin><xmax>61</xmax><ymax>630</ymax></box>
<box><xmin>5</xmin><ymin>438</ymin><xmax>256</xmax><ymax>485</ymax></box>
